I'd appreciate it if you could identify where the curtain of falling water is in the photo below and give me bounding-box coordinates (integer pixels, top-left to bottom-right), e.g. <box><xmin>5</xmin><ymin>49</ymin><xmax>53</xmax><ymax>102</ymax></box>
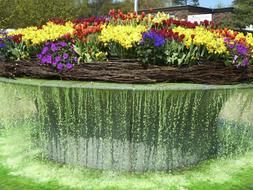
<box><xmin>0</xmin><ymin>79</ymin><xmax>253</xmax><ymax>172</ymax></box>
<box><xmin>34</xmin><ymin>86</ymin><xmax>230</xmax><ymax>172</ymax></box>
<box><xmin>217</xmin><ymin>91</ymin><xmax>253</xmax><ymax>157</ymax></box>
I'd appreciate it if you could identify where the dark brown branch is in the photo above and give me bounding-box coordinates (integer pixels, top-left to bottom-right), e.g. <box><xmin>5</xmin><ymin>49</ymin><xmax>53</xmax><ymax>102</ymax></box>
<box><xmin>0</xmin><ymin>60</ymin><xmax>253</xmax><ymax>85</ymax></box>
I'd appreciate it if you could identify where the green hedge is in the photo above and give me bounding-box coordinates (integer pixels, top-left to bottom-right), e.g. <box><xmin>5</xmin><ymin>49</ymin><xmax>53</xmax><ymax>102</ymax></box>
<box><xmin>0</xmin><ymin>0</ymin><xmax>89</xmax><ymax>29</ymax></box>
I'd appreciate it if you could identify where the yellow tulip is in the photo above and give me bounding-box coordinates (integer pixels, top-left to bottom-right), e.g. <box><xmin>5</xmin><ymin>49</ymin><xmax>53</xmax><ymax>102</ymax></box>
<box><xmin>99</xmin><ymin>25</ymin><xmax>147</xmax><ymax>49</ymax></box>
<box><xmin>8</xmin><ymin>22</ymin><xmax>74</xmax><ymax>45</ymax></box>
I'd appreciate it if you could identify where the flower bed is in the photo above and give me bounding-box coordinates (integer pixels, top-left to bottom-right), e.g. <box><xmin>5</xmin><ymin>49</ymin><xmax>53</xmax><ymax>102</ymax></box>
<box><xmin>0</xmin><ymin>10</ymin><xmax>253</xmax><ymax>84</ymax></box>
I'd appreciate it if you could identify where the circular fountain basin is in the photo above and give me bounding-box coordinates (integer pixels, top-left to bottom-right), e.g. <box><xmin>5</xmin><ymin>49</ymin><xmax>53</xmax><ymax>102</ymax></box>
<box><xmin>0</xmin><ymin>77</ymin><xmax>253</xmax><ymax>172</ymax></box>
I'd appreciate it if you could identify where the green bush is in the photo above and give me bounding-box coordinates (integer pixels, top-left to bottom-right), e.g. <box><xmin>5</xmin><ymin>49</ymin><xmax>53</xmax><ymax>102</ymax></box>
<box><xmin>233</xmin><ymin>0</ymin><xmax>253</xmax><ymax>29</ymax></box>
<box><xmin>0</xmin><ymin>0</ymin><xmax>89</xmax><ymax>29</ymax></box>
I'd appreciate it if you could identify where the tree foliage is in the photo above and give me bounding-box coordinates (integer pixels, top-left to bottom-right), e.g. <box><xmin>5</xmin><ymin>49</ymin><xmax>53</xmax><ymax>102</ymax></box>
<box><xmin>88</xmin><ymin>0</ymin><xmax>167</xmax><ymax>15</ymax></box>
<box><xmin>174</xmin><ymin>0</ymin><xmax>199</xmax><ymax>6</ymax></box>
<box><xmin>138</xmin><ymin>0</ymin><xmax>165</xmax><ymax>9</ymax></box>
<box><xmin>190</xmin><ymin>0</ymin><xmax>199</xmax><ymax>6</ymax></box>
<box><xmin>215</xmin><ymin>0</ymin><xmax>226</xmax><ymax>8</ymax></box>
<box><xmin>88</xmin><ymin>0</ymin><xmax>133</xmax><ymax>16</ymax></box>
<box><xmin>233</xmin><ymin>0</ymin><xmax>253</xmax><ymax>28</ymax></box>
<box><xmin>174</xmin><ymin>0</ymin><xmax>187</xmax><ymax>5</ymax></box>
<box><xmin>0</xmin><ymin>0</ymin><xmax>89</xmax><ymax>29</ymax></box>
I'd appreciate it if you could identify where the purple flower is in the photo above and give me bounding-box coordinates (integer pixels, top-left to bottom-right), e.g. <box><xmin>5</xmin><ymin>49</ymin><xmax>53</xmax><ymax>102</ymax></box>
<box><xmin>0</xmin><ymin>43</ymin><xmax>6</xmax><ymax>48</ymax></box>
<box><xmin>57</xmin><ymin>64</ymin><xmax>64</xmax><ymax>71</ymax></box>
<box><xmin>45</xmin><ymin>54</ymin><xmax>52</xmax><ymax>64</ymax></box>
<box><xmin>59</xmin><ymin>42</ymin><xmax>67</xmax><ymax>47</ymax></box>
<box><xmin>141</xmin><ymin>31</ymin><xmax>165</xmax><ymax>47</ymax></box>
<box><xmin>233</xmin><ymin>55</ymin><xmax>238</xmax><ymax>64</ymax></box>
<box><xmin>241</xmin><ymin>57</ymin><xmax>249</xmax><ymax>67</ymax></box>
<box><xmin>41</xmin><ymin>56</ymin><xmax>47</xmax><ymax>64</ymax></box>
<box><xmin>42</xmin><ymin>47</ymin><xmax>49</xmax><ymax>55</ymax></box>
<box><xmin>154</xmin><ymin>37</ymin><xmax>165</xmax><ymax>47</ymax></box>
<box><xmin>236</xmin><ymin>44</ymin><xmax>249</xmax><ymax>55</ymax></box>
<box><xmin>224</xmin><ymin>37</ymin><xmax>230</xmax><ymax>43</ymax></box>
<box><xmin>66</xmin><ymin>63</ymin><xmax>74</xmax><ymax>70</ymax></box>
<box><xmin>51</xmin><ymin>43</ymin><xmax>58</xmax><ymax>52</ymax></box>
<box><xmin>73</xmin><ymin>57</ymin><xmax>78</xmax><ymax>63</ymax></box>
<box><xmin>63</xmin><ymin>53</ymin><xmax>69</xmax><ymax>60</ymax></box>
<box><xmin>55</xmin><ymin>55</ymin><xmax>61</xmax><ymax>63</ymax></box>
<box><xmin>228</xmin><ymin>43</ymin><xmax>235</xmax><ymax>49</ymax></box>
<box><xmin>37</xmin><ymin>53</ymin><xmax>43</xmax><ymax>59</ymax></box>
<box><xmin>38</xmin><ymin>40</ymin><xmax>78</xmax><ymax>71</ymax></box>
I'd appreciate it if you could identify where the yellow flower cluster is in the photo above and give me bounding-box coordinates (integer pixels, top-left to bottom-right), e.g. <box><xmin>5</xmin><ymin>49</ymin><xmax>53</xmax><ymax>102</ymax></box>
<box><xmin>8</xmin><ymin>22</ymin><xmax>74</xmax><ymax>45</ymax></box>
<box><xmin>243</xmin><ymin>33</ymin><xmax>253</xmax><ymax>56</ymax></box>
<box><xmin>8</xmin><ymin>26</ymin><xmax>38</xmax><ymax>37</ymax></box>
<box><xmin>235</xmin><ymin>32</ymin><xmax>246</xmax><ymax>41</ymax></box>
<box><xmin>235</xmin><ymin>32</ymin><xmax>253</xmax><ymax>47</ymax></box>
<box><xmin>173</xmin><ymin>26</ymin><xmax>228</xmax><ymax>54</ymax></box>
<box><xmin>245</xmin><ymin>33</ymin><xmax>253</xmax><ymax>46</ymax></box>
<box><xmin>99</xmin><ymin>25</ymin><xmax>147</xmax><ymax>49</ymax></box>
<box><xmin>152</xmin><ymin>12</ymin><xmax>170</xmax><ymax>24</ymax></box>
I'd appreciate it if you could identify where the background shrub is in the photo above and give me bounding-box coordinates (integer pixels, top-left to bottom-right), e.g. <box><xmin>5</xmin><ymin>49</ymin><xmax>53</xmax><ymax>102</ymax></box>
<box><xmin>0</xmin><ymin>0</ymin><xmax>89</xmax><ymax>29</ymax></box>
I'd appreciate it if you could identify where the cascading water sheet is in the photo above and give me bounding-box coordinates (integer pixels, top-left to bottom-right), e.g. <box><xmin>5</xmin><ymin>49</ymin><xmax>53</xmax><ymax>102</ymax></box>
<box><xmin>0</xmin><ymin>78</ymin><xmax>252</xmax><ymax>172</ymax></box>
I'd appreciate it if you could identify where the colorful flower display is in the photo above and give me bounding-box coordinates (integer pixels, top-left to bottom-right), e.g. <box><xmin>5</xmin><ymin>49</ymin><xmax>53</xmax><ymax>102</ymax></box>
<box><xmin>0</xmin><ymin>10</ymin><xmax>253</xmax><ymax>70</ymax></box>
<box><xmin>224</xmin><ymin>37</ymin><xmax>251</xmax><ymax>67</ymax></box>
<box><xmin>37</xmin><ymin>41</ymin><xmax>78</xmax><ymax>71</ymax></box>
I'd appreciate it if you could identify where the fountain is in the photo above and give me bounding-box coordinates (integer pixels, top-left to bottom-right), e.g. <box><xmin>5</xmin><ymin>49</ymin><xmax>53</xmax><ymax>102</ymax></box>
<box><xmin>0</xmin><ymin>77</ymin><xmax>253</xmax><ymax>172</ymax></box>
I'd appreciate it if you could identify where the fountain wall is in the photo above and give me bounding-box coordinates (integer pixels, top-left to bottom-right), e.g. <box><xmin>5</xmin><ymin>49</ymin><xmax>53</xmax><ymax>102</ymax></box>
<box><xmin>0</xmin><ymin>78</ymin><xmax>252</xmax><ymax>172</ymax></box>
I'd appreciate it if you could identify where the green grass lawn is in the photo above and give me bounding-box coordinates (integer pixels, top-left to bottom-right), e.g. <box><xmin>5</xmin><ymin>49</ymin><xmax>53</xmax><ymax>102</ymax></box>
<box><xmin>188</xmin><ymin>168</ymin><xmax>253</xmax><ymax>190</ymax></box>
<box><xmin>0</xmin><ymin>161</ymin><xmax>253</xmax><ymax>190</ymax></box>
<box><xmin>0</xmin><ymin>126</ymin><xmax>253</xmax><ymax>190</ymax></box>
<box><xmin>0</xmin><ymin>164</ymin><xmax>69</xmax><ymax>190</ymax></box>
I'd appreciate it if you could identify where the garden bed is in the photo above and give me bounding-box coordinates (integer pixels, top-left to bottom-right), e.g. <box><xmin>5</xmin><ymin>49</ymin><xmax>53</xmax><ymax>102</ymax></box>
<box><xmin>0</xmin><ymin>60</ymin><xmax>253</xmax><ymax>84</ymax></box>
<box><xmin>1</xmin><ymin>12</ymin><xmax>253</xmax><ymax>85</ymax></box>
